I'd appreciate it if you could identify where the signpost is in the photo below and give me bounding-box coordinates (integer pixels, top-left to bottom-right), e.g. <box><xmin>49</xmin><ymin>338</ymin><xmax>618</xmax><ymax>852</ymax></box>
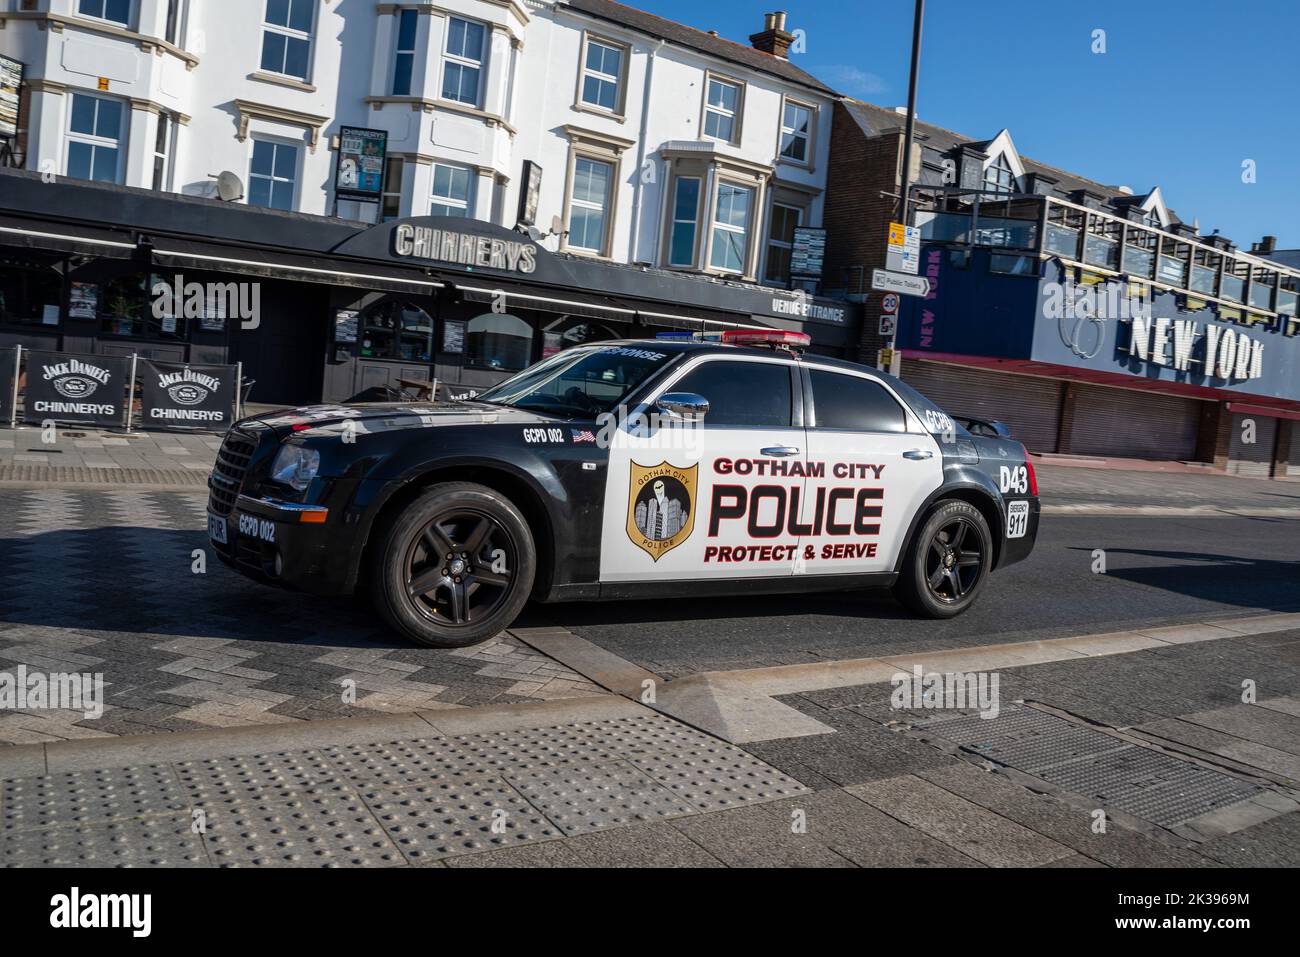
<box><xmin>878</xmin><ymin>315</ymin><xmax>897</xmax><ymax>337</ymax></box>
<box><xmin>872</xmin><ymin>268</ymin><xmax>930</xmax><ymax>297</ymax></box>
<box><xmin>886</xmin><ymin>221</ymin><xmax>921</xmax><ymax>275</ymax></box>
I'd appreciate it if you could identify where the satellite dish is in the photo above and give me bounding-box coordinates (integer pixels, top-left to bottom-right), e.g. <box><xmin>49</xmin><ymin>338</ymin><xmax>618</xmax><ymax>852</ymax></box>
<box><xmin>211</xmin><ymin>170</ymin><xmax>244</xmax><ymax>202</ymax></box>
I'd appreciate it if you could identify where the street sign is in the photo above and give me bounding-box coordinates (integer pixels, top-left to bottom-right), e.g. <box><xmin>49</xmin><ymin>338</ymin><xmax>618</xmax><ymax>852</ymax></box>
<box><xmin>878</xmin><ymin>315</ymin><xmax>897</xmax><ymax>337</ymax></box>
<box><xmin>881</xmin><ymin>293</ymin><xmax>900</xmax><ymax>314</ymax></box>
<box><xmin>886</xmin><ymin>222</ymin><xmax>921</xmax><ymax>275</ymax></box>
<box><xmin>872</xmin><ymin>268</ymin><xmax>930</xmax><ymax>297</ymax></box>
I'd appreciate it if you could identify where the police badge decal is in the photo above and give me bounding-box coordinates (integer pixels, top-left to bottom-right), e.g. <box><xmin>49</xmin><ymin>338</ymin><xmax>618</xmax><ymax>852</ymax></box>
<box><xmin>626</xmin><ymin>462</ymin><xmax>697</xmax><ymax>561</ymax></box>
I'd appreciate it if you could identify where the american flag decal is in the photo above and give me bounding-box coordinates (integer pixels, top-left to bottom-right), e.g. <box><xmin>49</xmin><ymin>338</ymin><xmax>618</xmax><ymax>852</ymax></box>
<box><xmin>571</xmin><ymin>429</ymin><xmax>597</xmax><ymax>444</ymax></box>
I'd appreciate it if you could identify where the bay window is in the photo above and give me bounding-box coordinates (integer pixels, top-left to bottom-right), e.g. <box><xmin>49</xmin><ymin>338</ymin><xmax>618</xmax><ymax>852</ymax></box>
<box><xmin>430</xmin><ymin>163</ymin><xmax>473</xmax><ymax>217</ymax></box>
<box><xmin>66</xmin><ymin>93</ymin><xmax>124</xmax><ymax>184</ymax></box>
<box><xmin>78</xmin><ymin>0</ymin><xmax>130</xmax><ymax>26</ymax></box>
<box><xmin>392</xmin><ymin>9</ymin><xmax>419</xmax><ymax>96</ymax></box>
<box><xmin>764</xmin><ymin>203</ymin><xmax>801</xmax><ymax>283</ymax></box>
<box><xmin>442</xmin><ymin>16</ymin><xmax>486</xmax><ymax>106</ymax></box>
<box><xmin>668</xmin><ymin>177</ymin><xmax>701</xmax><ymax>267</ymax></box>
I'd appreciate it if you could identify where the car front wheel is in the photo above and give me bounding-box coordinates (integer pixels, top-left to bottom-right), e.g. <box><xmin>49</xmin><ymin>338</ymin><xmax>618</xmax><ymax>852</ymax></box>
<box><xmin>372</xmin><ymin>482</ymin><xmax>536</xmax><ymax>648</ymax></box>
<box><xmin>894</xmin><ymin>499</ymin><xmax>992</xmax><ymax>619</ymax></box>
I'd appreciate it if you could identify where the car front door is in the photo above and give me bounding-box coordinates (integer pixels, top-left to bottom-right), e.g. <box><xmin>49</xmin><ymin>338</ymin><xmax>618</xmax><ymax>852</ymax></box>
<box><xmin>599</xmin><ymin>355</ymin><xmax>807</xmax><ymax>583</ymax></box>
<box><xmin>797</xmin><ymin>365</ymin><xmax>944</xmax><ymax>576</ymax></box>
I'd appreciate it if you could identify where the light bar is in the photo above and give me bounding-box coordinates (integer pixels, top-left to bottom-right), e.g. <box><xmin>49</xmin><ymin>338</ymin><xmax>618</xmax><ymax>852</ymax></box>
<box><xmin>721</xmin><ymin>329</ymin><xmax>812</xmax><ymax>349</ymax></box>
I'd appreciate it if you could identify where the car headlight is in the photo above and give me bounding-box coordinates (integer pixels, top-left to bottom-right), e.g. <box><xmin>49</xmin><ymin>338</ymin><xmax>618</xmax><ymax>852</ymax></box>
<box><xmin>270</xmin><ymin>445</ymin><xmax>320</xmax><ymax>492</ymax></box>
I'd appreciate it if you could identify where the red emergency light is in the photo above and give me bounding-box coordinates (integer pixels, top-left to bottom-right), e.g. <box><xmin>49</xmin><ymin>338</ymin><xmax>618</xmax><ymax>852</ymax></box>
<box><xmin>721</xmin><ymin>329</ymin><xmax>812</xmax><ymax>351</ymax></box>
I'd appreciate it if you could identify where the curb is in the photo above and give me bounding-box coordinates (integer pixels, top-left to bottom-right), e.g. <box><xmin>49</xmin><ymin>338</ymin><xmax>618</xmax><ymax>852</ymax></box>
<box><xmin>0</xmin><ymin>465</ymin><xmax>209</xmax><ymax>488</ymax></box>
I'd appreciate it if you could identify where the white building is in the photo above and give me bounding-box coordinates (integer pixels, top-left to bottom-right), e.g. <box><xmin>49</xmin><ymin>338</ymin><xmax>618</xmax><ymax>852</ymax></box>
<box><xmin>2</xmin><ymin>0</ymin><xmax>834</xmax><ymax>287</ymax></box>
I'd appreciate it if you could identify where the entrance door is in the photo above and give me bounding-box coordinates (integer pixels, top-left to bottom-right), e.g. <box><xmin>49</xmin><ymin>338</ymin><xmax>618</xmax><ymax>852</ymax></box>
<box><xmin>800</xmin><ymin>365</ymin><xmax>944</xmax><ymax>574</ymax></box>
<box><xmin>599</xmin><ymin>355</ymin><xmax>806</xmax><ymax>583</ymax></box>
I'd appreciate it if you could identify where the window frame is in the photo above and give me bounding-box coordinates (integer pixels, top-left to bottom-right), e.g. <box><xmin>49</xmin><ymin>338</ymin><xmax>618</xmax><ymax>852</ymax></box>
<box><xmin>983</xmin><ymin>153</ymin><xmax>1016</xmax><ymax>196</ymax></box>
<box><xmin>77</xmin><ymin>0</ymin><xmax>131</xmax><ymax>28</ymax></box>
<box><xmin>666</xmin><ymin>175</ymin><xmax>703</xmax><ymax>269</ymax></box>
<box><xmin>803</xmin><ymin>363</ymin><xmax>919</xmax><ymax>434</ymax></box>
<box><xmin>151</xmin><ymin>111</ymin><xmax>174</xmax><ymax>192</ymax></box>
<box><xmin>563</xmin><ymin>150</ymin><xmax>617</xmax><ymax>258</ymax></box>
<box><xmin>707</xmin><ymin>178</ymin><xmax>756</xmax><ymax>276</ymax></box>
<box><xmin>440</xmin><ymin>14</ymin><xmax>487</xmax><ymax>108</ymax></box>
<box><xmin>701</xmin><ymin>73</ymin><xmax>744</xmax><ymax>146</ymax></box>
<box><xmin>429</xmin><ymin>161</ymin><xmax>475</xmax><ymax>218</ymax></box>
<box><xmin>260</xmin><ymin>0</ymin><xmax>316</xmax><ymax>82</ymax></box>
<box><xmin>777</xmin><ymin>97</ymin><xmax>816</xmax><ymax>167</ymax></box>
<box><xmin>381</xmin><ymin>155</ymin><xmax>405</xmax><ymax>221</ymax></box>
<box><xmin>391</xmin><ymin>7</ymin><xmax>420</xmax><ymax>96</ymax></box>
<box><xmin>651</xmin><ymin>354</ymin><xmax>801</xmax><ymax>431</ymax></box>
<box><xmin>763</xmin><ymin>201</ymin><xmax>803</xmax><ymax>284</ymax></box>
<box><xmin>65</xmin><ymin>91</ymin><xmax>126</xmax><ymax>185</ymax></box>
<box><xmin>247</xmin><ymin>137</ymin><xmax>300</xmax><ymax>212</ymax></box>
<box><xmin>575</xmin><ymin>32</ymin><xmax>629</xmax><ymax>117</ymax></box>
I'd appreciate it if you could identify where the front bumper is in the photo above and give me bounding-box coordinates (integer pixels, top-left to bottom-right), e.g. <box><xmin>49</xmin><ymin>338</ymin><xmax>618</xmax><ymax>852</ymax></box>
<box><xmin>209</xmin><ymin>494</ymin><xmax>350</xmax><ymax>595</ymax></box>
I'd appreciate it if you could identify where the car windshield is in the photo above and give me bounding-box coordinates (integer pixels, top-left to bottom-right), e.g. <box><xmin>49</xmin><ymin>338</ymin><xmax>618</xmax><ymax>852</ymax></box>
<box><xmin>473</xmin><ymin>345</ymin><xmax>674</xmax><ymax>417</ymax></box>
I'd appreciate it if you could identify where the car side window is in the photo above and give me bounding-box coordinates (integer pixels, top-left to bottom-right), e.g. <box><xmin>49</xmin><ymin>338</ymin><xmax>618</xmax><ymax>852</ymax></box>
<box><xmin>810</xmin><ymin>369</ymin><xmax>907</xmax><ymax>432</ymax></box>
<box><xmin>670</xmin><ymin>359</ymin><xmax>793</xmax><ymax>428</ymax></box>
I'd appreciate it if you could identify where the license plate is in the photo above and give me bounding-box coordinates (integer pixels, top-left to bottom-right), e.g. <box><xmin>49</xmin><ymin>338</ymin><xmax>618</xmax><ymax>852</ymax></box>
<box><xmin>208</xmin><ymin>512</ymin><xmax>229</xmax><ymax>544</ymax></box>
<box><xmin>1006</xmin><ymin>500</ymin><xmax>1029</xmax><ymax>539</ymax></box>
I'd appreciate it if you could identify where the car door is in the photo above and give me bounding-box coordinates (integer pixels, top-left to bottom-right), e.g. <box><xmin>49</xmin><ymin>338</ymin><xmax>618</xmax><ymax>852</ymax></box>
<box><xmin>797</xmin><ymin>365</ymin><xmax>944</xmax><ymax>575</ymax></box>
<box><xmin>599</xmin><ymin>354</ymin><xmax>807</xmax><ymax>583</ymax></box>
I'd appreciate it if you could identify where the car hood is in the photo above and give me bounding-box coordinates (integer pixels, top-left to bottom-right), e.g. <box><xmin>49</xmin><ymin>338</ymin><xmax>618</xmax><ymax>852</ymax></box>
<box><xmin>237</xmin><ymin>401</ymin><xmax>571</xmax><ymax>439</ymax></box>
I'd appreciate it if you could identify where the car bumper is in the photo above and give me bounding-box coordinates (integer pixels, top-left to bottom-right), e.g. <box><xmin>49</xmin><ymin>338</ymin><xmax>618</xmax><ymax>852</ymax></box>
<box><xmin>209</xmin><ymin>494</ymin><xmax>351</xmax><ymax>595</ymax></box>
<box><xmin>996</xmin><ymin>497</ymin><xmax>1040</xmax><ymax>570</ymax></box>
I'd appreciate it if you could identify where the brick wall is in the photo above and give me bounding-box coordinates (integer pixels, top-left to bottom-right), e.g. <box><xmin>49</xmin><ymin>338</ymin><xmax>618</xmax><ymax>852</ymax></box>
<box><xmin>822</xmin><ymin>102</ymin><xmax>907</xmax><ymax>364</ymax></box>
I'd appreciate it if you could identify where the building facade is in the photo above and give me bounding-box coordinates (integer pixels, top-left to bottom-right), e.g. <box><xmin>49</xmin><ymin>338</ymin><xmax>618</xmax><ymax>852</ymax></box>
<box><xmin>822</xmin><ymin>99</ymin><xmax>1300</xmax><ymax>479</ymax></box>
<box><xmin>0</xmin><ymin>1</ymin><xmax>856</xmax><ymax>406</ymax></box>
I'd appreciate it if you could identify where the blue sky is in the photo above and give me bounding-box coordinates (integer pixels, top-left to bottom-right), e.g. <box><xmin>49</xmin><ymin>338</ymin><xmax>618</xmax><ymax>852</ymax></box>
<box><xmin>636</xmin><ymin>0</ymin><xmax>1300</xmax><ymax>248</ymax></box>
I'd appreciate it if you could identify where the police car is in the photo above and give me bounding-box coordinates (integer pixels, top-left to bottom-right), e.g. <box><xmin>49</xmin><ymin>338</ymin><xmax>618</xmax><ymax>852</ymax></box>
<box><xmin>207</xmin><ymin>331</ymin><xmax>1039</xmax><ymax>648</ymax></box>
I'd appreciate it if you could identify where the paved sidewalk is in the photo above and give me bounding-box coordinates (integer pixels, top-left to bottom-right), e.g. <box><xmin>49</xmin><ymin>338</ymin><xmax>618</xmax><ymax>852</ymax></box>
<box><xmin>0</xmin><ymin>425</ymin><xmax>217</xmax><ymax>487</ymax></box>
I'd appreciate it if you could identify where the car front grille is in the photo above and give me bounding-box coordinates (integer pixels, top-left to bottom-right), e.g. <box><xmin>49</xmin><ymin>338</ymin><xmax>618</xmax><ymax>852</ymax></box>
<box><xmin>208</xmin><ymin>429</ymin><xmax>258</xmax><ymax>516</ymax></box>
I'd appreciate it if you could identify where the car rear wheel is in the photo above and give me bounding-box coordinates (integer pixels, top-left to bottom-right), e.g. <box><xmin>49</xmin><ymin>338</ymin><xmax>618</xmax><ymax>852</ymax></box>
<box><xmin>372</xmin><ymin>482</ymin><xmax>536</xmax><ymax>648</ymax></box>
<box><xmin>894</xmin><ymin>499</ymin><xmax>992</xmax><ymax>619</ymax></box>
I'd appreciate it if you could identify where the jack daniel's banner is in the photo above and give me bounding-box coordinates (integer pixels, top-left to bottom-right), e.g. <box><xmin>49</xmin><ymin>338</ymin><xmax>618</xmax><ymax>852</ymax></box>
<box><xmin>139</xmin><ymin>358</ymin><xmax>236</xmax><ymax>429</ymax></box>
<box><xmin>24</xmin><ymin>350</ymin><xmax>128</xmax><ymax>427</ymax></box>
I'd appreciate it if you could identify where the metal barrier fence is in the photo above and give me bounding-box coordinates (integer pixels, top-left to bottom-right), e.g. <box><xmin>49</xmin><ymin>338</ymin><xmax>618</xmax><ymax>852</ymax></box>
<box><xmin>3</xmin><ymin>345</ymin><xmax>242</xmax><ymax>433</ymax></box>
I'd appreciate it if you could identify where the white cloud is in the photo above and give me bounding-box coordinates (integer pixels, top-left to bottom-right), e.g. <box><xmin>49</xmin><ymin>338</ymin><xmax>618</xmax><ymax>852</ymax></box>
<box><xmin>817</xmin><ymin>65</ymin><xmax>888</xmax><ymax>97</ymax></box>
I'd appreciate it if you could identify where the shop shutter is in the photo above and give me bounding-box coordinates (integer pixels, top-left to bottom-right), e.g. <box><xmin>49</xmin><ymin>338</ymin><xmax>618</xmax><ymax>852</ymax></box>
<box><xmin>1290</xmin><ymin>421</ymin><xmax>1300</xmax><ymax>478</ymax></box>
<box><xmin>1227</xmin><ymin>413</ymin><xmax>1278</xmax><ymax>477</ymax></box>
<box><xmin>1067</xmin><ymin>385</ymin><xmax>1202</xmax><ymax>460</ymax></box>
<box><xmin>900</xmin><ymin>359</ymin><xmax>1064</xmax><ymax>453</ymax></box>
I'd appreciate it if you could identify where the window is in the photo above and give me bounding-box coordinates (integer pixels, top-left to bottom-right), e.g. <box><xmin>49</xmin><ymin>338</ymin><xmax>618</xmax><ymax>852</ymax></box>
<box><xmin>164</xmin><ymin>0</ymin><xmax>183</xmax><ymax>44</ymax></box>
<box><xmin>78</xmin><ymin>0</ymin><xmax>129</xmax><ymax>26</ymax></box>
<box><xmin>703</xmin><ymin>77</ymin><xmax>741</xmax><ymax>143</ymax></box>
<box><xmin>780</xmin><ymin>101</ymin><xmax>812</xmax><ymax>163</ymax></box>
<box><xmin>430</xmin><ymin>163</ymin><xmax>473</xmax><ymax>217</ymax></box>
<box><xmin>668</xmin><ymin>177</ymin><xmax>701</xmax><ymax>267</ymax></box>
<box><xmin>261</xmin><ymin>0</ymin><xmax>314</xmax><ymax>81</ymax></box>
<box><xmin>442</xmin><ymin>16</ymin><xmax>486</xmax><ymax>106</ymax></box>
<box><xmin>671</xmin><ymin>360</ymin><xmax>792</xmax><ymax>428</ymax></box>
<box><xmin>392</xmin><ymin>9</ymin><xmax>419</xmax><ymax>96</ymax></box>
<box><xmin>477</xmin><ymin>345</ymin><xmax>670</xmax><ymax>415</ymax></box>
<box><xmin>357</xmin><ymin>299</ymin><xmax>434</xmax><ymax>361</ymax></box>
<box><xmin>764</xmin><ymin>203</ymin><xmax>800</xmax><ymax>283</ymax></box>
<box><xmin>248</xmin><ymin>139</ymin><xmax>297</xmax><ymax>210</ymax></box>
<box><xmin>983</xmin><ymin>154</ymin><xmax>1015</xmax><ymax>195</ymax></box>
<box><xmin>151</xmin><ymin>112</ymin><xmax>173</xmax><ymax>191</ymax></box>
<box><xmin>0</xmin><ymin>255</ymin><xmax>63</xmax><ymax>328</ymax></box>
<box><xmin>580</xmin><ymin>37</ymin><xmax>624</xmax><ymax>113</ymax></box>
<box><xmin>567</xmin><ymin>156</ymin><xmax>613</xmax><ymax>254</ymax></box>
<box><xmin>66</xmin><ymin>93</ymin><xmax>123</xmax><ymax>184</ymax></box>
<box><xmin>101</xmin><ymin>272</ymin><xmax>188</xmax><ymax>340</ymax></box>
<box><xmin>709</xmin><ymin>182</ymin><xmax>753</xmax><ymax>273</ymax></box>
<box><xmin>810</xmin><ymin>370</ymin><xmax>906</xmax><ymax>432</ymax></box>
<box><xmin>381</xmin><ymin>156</ymin><xmax>404</xmax><ymax>221</ymax></box>
<box><xmin>467</xmin><ymin>312</ymin><xmax>533</xmax><ymax>371</ymax></box>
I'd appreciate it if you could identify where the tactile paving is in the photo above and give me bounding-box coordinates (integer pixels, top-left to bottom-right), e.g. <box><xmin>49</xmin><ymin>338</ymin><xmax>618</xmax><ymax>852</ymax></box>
<box><xmin>201</xmin><ymin>793</ymin><xmax>403</xmax><ymax>868</ymax></box>
<box><xmin>3</xmin><ymin>765</ymin><xmax>188</xmax><ymax>832</ymax></box>
<box><xmin>176</xmin><ymin>750</ymin><xmax>347</xmax><ymax>803</ymax></box>
<box><xmin>365</xmin><ymin>776</ymin><xmax>559</xmax><ymax>863</ymax></box>
<box><xmin>505</xmin><ymin>760</ymin><xmax>698</xmax><ymax>835</ymax></box>
<box><xmin>0</xmin><ymin>814</ymin><xmax>208</xmax><ymax>867</ymax></box>
<box><xmin>627</xmin><ymin>743</ymin><xmax>810</xmax><ymax>811</ymax></box>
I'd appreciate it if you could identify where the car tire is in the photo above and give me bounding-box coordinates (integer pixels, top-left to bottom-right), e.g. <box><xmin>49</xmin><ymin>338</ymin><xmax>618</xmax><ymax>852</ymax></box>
<box><xmin>894</xmin><ymin>498</ymin><xmax>993</xmax><ymax>619</ymax></box>
<box><xmin>372</xmin><ymin>482</ymin><xmax>536</xmax><ymax>648</ymax></box>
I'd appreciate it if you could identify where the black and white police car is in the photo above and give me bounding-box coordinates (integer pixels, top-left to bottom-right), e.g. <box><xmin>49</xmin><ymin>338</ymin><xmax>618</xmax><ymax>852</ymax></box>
<box><xmin>207</xmin><ymin>330</ymin><xmax>1039</xmax><ymax>648</ymax></box>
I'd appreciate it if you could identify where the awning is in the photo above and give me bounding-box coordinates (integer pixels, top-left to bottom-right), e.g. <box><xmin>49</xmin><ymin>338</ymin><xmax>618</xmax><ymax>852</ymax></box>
<box><xmin>0</xmin><ymin>215</ymin><xmax>138</xmax><ymax>260</ymax></box>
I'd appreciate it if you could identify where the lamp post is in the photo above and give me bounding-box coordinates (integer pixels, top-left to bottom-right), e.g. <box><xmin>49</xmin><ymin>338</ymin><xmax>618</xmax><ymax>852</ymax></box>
<box><xmin>897</xmin><ymin>0</ymin><xmax>925</xmax><ymax>227</ymax></box>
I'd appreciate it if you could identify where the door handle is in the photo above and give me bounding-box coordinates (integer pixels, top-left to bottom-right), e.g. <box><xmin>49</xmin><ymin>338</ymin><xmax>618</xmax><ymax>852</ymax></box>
<box><xmin>760</xmin><ymin>446</ymin><xmax>801</xmax><ymax>457</ymax></box>
<box><xmin>902</xmin><ymin>449</ymin><xmax>934</xmax><ymax>460</ymax></box>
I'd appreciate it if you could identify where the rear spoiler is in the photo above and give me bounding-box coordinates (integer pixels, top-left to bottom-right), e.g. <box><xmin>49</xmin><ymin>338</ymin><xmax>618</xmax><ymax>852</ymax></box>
<box><xmin>953</xmin><ymin>414</ymin><xmax>1013</xmax><ymax>439</ymax></box>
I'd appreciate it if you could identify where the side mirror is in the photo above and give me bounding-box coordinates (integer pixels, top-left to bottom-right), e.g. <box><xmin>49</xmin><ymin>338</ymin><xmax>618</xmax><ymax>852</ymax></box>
<box><xmin>656</xmin><ymin>392</ymin><xmax>709</xmax><ymax>421</ymax></box>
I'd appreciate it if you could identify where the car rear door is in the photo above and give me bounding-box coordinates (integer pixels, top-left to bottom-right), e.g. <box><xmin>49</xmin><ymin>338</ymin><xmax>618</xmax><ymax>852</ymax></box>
<box><xmin>599</xmin><ymin>354</ymin><xmax>807</xmax><ymax>583</ymax></box>
<box><xmin>797</xmin><ymin>365</ymin><xmax>944</xmax><ymax>576</ymax></box>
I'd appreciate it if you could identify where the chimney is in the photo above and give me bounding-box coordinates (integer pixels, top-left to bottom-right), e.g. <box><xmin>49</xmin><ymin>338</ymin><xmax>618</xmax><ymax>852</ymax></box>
<box><xmin>1260</xmin><ymin>235</ymin><xmax>1277</xmax><ymax>254</ymax></box>
<box><xmin>750</xmin><ymin>11</ymin><xmax>795</xmax><ymax>59</ymax></box>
